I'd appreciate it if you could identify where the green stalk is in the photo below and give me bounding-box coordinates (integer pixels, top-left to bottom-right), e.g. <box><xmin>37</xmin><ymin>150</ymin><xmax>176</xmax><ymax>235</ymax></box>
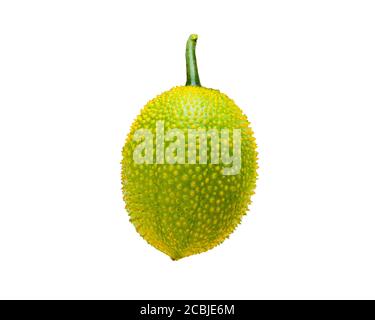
<box><xmin>185</xmin><ymin>34</ymin><xmax>201</xmax><ymax>86</ymax></box>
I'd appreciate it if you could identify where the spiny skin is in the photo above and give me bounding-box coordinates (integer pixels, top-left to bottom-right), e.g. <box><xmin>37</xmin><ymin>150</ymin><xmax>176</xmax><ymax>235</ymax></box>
<box><xmin>122</xmin><ymin>86</ymin><xmax>258</xmax><ymax>260</ymax></box>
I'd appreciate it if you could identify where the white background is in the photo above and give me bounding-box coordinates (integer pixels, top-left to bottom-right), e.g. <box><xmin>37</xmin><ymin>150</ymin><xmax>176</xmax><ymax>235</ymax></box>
<box><xmin>0</xmin><ymin>0</ymin><xmax>375</xmax><ymax>300</ymax></box>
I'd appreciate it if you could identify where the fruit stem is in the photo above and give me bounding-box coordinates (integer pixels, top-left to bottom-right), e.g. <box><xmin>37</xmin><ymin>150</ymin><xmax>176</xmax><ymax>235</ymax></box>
<box><xmin>185</xmin><ymin>34</ymin><xmax>201</xmax><ymax>86</ymax></box>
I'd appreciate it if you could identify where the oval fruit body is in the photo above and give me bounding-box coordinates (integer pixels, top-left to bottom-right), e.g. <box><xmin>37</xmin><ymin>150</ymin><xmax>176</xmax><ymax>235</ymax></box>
<box><xmin>122</xmin><ymin>86</ymin><xmax>257</xmax><ymax>260</ymax></box>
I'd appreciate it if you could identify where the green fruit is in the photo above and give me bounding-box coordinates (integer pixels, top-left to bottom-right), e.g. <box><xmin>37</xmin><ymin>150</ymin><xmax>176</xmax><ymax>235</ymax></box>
<box><xmin>122</xmin><ymin>34</ymin><xmax>258</xmax><ymax>260</ymax></box>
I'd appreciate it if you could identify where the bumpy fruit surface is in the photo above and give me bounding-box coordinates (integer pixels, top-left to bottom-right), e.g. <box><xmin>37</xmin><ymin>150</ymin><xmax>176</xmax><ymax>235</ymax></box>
<box><xmin>121</xmin><ymin>35</ymin><xmax>258</xmax><ymax>260</ymax></box>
